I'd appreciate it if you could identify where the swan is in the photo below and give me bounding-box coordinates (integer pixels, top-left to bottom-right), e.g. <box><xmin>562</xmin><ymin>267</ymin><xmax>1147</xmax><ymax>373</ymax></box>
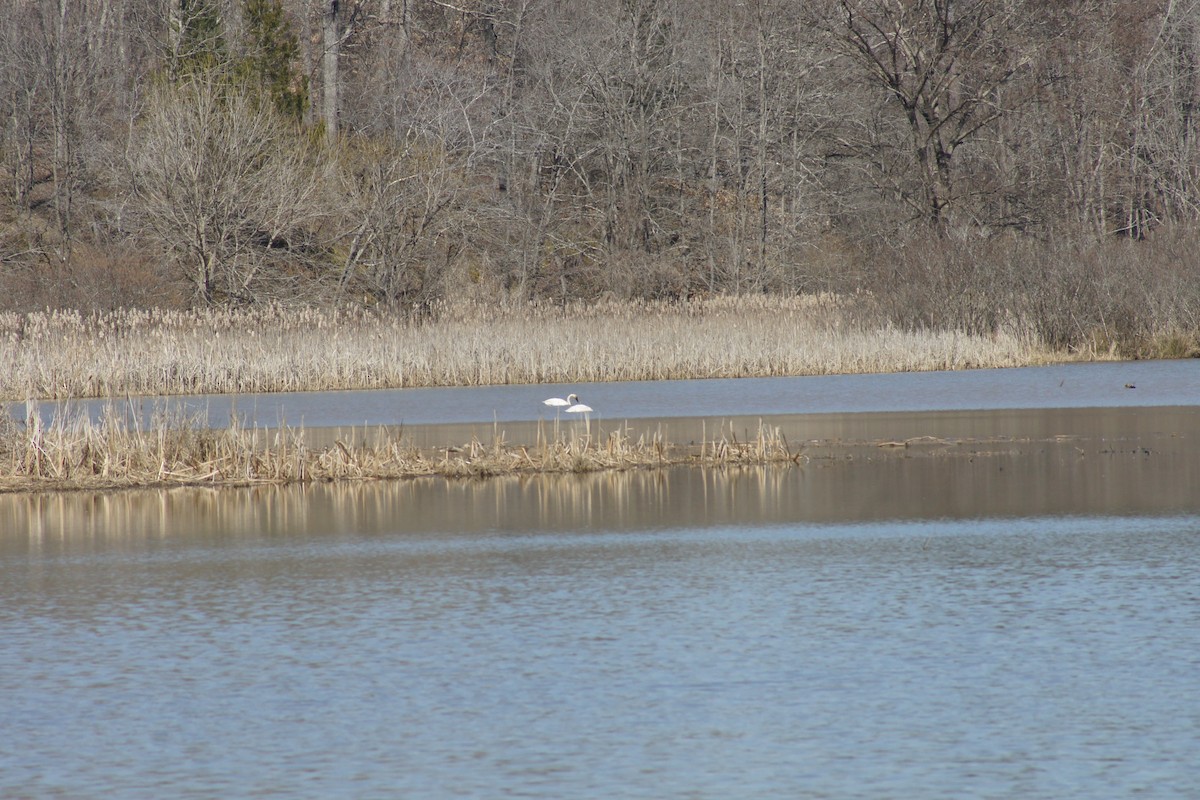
<box><xmin>566</xmin><ymin>397</ymin><xmax>592</xmax><ymax>414</ymax></box>
<box><xmin>544</xmin><ymin>393</ymin><xmax>580</xmax><ymax>408</ymax></box>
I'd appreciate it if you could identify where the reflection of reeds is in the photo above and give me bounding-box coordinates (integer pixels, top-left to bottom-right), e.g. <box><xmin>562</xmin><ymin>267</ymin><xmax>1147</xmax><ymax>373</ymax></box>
<box><xmin>0</xmin><ymin>296</ymin><xmax>1044</xmax><ymax>400</ymax></box>
<box><xmin>1</xmin><ymin>404</ymin><xmax>802</xmax><ymax>491</ymax></box>
<box><xmin>2</xmin><ymin>466</ymin><xmax>794</xmax><ymax>543</ymax></box>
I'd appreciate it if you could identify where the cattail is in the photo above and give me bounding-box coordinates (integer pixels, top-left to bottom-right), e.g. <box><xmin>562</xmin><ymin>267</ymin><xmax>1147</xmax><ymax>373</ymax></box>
<box><xmin>0</xmin><ymin>296</ymin><xmax>1044</xmax><ymax>401</ymax></box>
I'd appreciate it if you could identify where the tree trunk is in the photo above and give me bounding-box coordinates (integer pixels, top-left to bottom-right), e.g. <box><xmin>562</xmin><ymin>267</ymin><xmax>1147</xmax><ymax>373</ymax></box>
<box><xmin>323</xmin><ymin>0</ymin><xmax>340</xmax><ymax>137</ymax></box>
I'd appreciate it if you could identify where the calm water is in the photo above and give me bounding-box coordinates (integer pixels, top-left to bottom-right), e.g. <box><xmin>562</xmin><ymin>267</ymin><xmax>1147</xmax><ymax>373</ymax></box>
<box><xmin>3</xmin><ymin>460</ymin><xmax>1200</xmax><ymax>798</ymax></box>
<box><xmin>20</xmin><ymin>357</ymin><xmax>1200</xmax><ymax>430</ymax></box>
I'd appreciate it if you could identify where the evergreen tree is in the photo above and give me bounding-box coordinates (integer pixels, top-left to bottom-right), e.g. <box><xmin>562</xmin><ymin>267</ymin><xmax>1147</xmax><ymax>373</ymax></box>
<box><xmin>173</xmin><ymin>0</ymin><xmax>226</xmax><ymax>79</ymax></box>
<box><xmin>238</xmin><ymin>0</ymin><xmax>308</xmax><ymax>121</ymax></box>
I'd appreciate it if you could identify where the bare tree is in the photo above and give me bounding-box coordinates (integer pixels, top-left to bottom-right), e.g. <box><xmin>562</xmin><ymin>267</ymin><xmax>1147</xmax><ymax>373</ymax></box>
<box><xmin>0</xmin><ymin>0</ymin><xmax>116</xmax><ymax>265</ymax></box>
<box><xmin>833</xmin><ymin>0</ymin><xmax>1036</xmax><ymax>233</ymax></box>
<box><xmin>127</xmin><ymin>76</ymin><xmax>331</xmax><ymax>304</ymax></box>
<box><xmin>322</xmin><ymin>0</ymin><xmax>341</xmax><ymax>135</ymax></box>
<box><xmin>493</xmin><ymin>0</ymin><xmax>697</xmax><ymax>297</ymax></box>
<box><xmin>334</xmin><ymin>131</ymin><xmax>468</xmax><ymax>304</ymax></box>
<box><xmin>0</xmin><ymin>3</ymin><xmax>45</xmax><ymax>211</ymax></box>
<box><xmin>1131</xmin><ymin>0</ymin><xmax>1200</xmax><ymax>230</ymax></box>
<box><xmin>691</xmin><ymin>0</ymin><xmax>832</xmax><ymax>292</ymax></box>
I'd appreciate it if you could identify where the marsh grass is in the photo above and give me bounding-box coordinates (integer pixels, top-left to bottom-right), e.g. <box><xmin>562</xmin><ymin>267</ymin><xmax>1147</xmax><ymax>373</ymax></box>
<box><xmin>0</xmin><ymin>295</ymin><xmax>1049</xmax><ymax>401</ymax></box>
<box><xmin>0</xmin><ymin>402</ymin><xmax>801</xmax><ymax>491</ymax></box>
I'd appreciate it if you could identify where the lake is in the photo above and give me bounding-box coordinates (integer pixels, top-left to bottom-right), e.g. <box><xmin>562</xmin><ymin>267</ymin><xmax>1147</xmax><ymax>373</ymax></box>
<box><xmin>3</xmin><ymin>362</ymin><xmax>1200</xmax><ymax>798</ymax></box>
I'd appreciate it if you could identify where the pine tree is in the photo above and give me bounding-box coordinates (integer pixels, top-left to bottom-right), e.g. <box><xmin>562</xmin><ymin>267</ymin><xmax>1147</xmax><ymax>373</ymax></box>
<box><xmin>238</xmin><ymin>0</ymin><xmax>308</xmax><ymax>121</ymax></box>
<box><xmin>173</xmin><ymin>0</ymin><xmax>226</xmax><ymax>79</ymax></box>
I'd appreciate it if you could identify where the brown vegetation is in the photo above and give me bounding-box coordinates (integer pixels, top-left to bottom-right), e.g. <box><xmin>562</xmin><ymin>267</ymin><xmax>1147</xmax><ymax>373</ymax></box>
<box><xmin>0</xmin><ymin>400</ymin><xmax>800</xmax><ymax>492</ymax></box>
<box><xmin>0</xmin><ymin>295</ymin><xmax>1047</xmax><ymax>401</ymax></box>
<box><xmin>860</xmin><ymin>231</ymin><xmax>1200</xmax><ymax>359</ymax></box>
<box><xmin>3</xmin><ymin>1</ymin><xmax>1200</xmax><ymax>358</ymax></box>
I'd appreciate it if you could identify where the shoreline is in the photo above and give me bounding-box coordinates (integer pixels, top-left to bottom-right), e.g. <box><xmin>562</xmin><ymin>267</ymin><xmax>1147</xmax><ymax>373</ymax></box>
<box><xmin>4</xmin><ymin>405</ymin><xmax>1195</xmax><ymax>495</ymax></box>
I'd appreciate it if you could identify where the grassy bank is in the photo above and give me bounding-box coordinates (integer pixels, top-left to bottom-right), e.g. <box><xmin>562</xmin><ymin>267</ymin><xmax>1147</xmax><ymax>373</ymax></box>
<box><xmin>0</xmin><ymin>295</ymin><xmax>1055</xmax><ymax>401</ymax></box>
<box><xmin>1</xmin><ymin>403</ymin><xmax>799</xmax><ymax>492</ymax></box>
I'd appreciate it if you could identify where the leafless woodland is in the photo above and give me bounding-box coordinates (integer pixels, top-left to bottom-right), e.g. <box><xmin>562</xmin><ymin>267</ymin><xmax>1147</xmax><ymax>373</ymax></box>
<box><xmin>4</xmin><ymin>0</ymin><xmax>1200</xmax><ymax>354</ymax></box>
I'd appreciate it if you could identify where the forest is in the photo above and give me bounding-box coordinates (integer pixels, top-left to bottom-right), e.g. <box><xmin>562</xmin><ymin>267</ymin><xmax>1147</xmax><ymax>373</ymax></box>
<box><xmin>4</xmin><ymin>0</ymin><xmax>1200</xmax><ymax>355</ymax></box>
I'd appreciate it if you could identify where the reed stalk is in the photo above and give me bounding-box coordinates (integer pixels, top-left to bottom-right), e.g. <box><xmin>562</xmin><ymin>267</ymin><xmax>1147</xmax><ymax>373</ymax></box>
<box><xmin>0</xmin><ymin>403</ymin><xmax>803</xmax><ymax>492</ymax></box>
<box><xmin>0</xmin><ymin>295</ymin><xmax>1053</xmax><ymax>401</ymax></box>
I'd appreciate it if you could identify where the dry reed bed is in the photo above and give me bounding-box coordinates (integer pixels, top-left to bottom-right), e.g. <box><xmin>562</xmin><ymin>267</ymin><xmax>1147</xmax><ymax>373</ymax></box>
<box><xmin>1</xmin><ymin>403</ymin><xmax>799</xmax><ymax>492</ymax></box>
<box><xmin>0</xmin><ymin>296</ymin><xmax>1046</xmax><ymax>401</ymax></box>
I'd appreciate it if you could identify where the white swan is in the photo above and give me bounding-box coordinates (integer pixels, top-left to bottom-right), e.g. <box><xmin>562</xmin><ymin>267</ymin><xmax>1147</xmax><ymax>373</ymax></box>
<box><xmin>544</xmin><ymin>393</ymin><xmax>579</xmax><ymax>408</ymax></box>
<box><xmin>566</xmin><ymin>396</ymin><xmax>592</xmax><ymax>414</ymax></box>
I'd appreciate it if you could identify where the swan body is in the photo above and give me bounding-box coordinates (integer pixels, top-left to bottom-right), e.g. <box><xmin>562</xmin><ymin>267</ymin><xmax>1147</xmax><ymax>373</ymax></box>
<box><xmin>544</xmin><ymin>393</ymin><xmax>579</xmax><ymax>408</ymax></box>
<box><xmin>566</xmin><ymin>398</ymin><xmax>592</xmax><ymax>414</ymax></box>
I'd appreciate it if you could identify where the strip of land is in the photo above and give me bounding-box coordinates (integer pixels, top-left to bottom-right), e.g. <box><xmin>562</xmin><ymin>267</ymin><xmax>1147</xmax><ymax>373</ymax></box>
<box><xmin>4</xmin><ymin>405</ymin><xmax>1192</xmax><ymax>493</ymax></box>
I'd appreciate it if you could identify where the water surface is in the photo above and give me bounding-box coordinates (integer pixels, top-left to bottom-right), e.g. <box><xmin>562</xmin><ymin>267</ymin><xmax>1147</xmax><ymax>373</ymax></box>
<box><xmin>21</xmin><ymin>358</ymin><xmax>1200</xmax><ymax>430</ymax></box>
<box><xmin>3</xmin><ymin>465</ymin><xmax>1199</xmax><ymax>798</ymax></box>
<box><xmin>6</xmin><ymin>362</ymin><xmax>1199</xmax><ymax>797</ymax></box>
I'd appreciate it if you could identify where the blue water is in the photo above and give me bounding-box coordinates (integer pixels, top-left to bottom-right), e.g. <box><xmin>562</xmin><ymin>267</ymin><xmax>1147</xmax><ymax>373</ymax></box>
<box><xmin>5</xmin><ymin>361</ymin><xmax>1200</xmax><ymax>797</ymax></box>
<box><xmin>3</xmin><ymin>485</ymin><xmax>1198</xmax><ymax>798</ymax></box>
<box><xmin>20</xmin><ymin>358</ymin><xmax>1200</xmax><ymax>429</ymax></box>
